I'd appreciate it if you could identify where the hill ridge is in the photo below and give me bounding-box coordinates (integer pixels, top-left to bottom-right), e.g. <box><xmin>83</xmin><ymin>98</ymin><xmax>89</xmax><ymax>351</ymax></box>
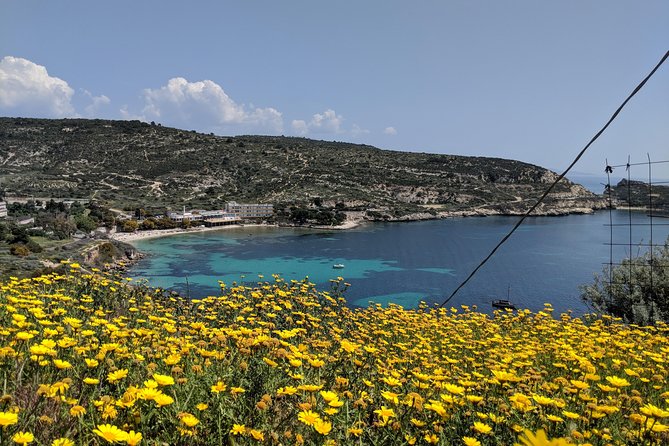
<box><xmin>0</xmin><ymin>117</ymin><xmax>605</xmax><ymax>219</ymax></box>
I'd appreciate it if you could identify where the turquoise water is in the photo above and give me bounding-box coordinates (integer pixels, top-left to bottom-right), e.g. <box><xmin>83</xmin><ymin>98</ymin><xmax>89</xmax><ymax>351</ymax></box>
<box><xmin>128</xmin><ymin>211</ymin><xmax>669</xmax><ymax>314</ymax></box>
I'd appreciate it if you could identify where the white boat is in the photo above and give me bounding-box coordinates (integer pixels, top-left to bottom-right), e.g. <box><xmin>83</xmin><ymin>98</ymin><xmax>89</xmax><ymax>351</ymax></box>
<box><xmin>332</xmin><ymin>264</ymin><xmax>345</xmax><ymax>269</ymax></box>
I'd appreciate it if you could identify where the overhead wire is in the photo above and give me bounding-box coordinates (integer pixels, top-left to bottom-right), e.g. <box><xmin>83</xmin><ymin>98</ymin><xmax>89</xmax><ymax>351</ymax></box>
<box><xmin>439</xmin><ymin>50</ymin><xmax>669</xmax><ymax>307</ymax></box>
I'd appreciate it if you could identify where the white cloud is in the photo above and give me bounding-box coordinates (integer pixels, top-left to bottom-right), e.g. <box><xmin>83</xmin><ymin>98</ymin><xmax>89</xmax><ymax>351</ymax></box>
<box><xmin>137</xmin><ymin>77</ymin><xmax>283</xmax><ymax>133</ymax></box>
<box><xmin>351</xmin><ymin>124</ymin><xmax>370</xmax><ymax>137</ymax></box>
<box><xmin>82</xmin><ymin>89</ymin><xmax>111</xmax><ymax>116</ymax></box>
<box><xmin>291</xmin><ymin>109</ymin><xmax>344</xmax><ymax>135</ymax></box>
<box><xmin>383</xmin><ymin>126</ymin><xmax>397</xmax><ymax>135</ymax></box>
<box><xmin>0</xmin><ymin>56</ymin><xmax>75</xmax><ymax>117</ymax></box>
<box><xmin>291</xmin><ymin>119</ymin><xmax>308</xmax><ymax>136</ymax></box>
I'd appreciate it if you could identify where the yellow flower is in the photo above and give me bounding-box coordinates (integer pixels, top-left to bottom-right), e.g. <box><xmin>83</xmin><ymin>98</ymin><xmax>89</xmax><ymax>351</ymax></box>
<box><xmin>562</xmin><ymin>410</ymin><xmax>580</xmax><ymax>420</ymax></box>
<box><xmin>314</xmin><ymin>419</ymin><xmax>332</xmax><ymax>435</ymax></box>
<box><xmin>0</xmin><ymin>411</ymin><xmax>19</xmax><ymax>427</ymax></box>
<box><xmin>196</xmin><ymin>403</ymin><xmax>208</xmax><ymax>411</ymax></box>
<box><xmin>444</xmin><ymin>383</ymin><xmax>466</xmax><ymax>395</ymax></box>
<box><xmin>546</xmin><ymin>414</ymin><xmax>563</xmax><ymax>423</ymax></box>
<box><xmin>297</xmin><ymin>384</ymin><xmax>323</xmax><ymax>392</ymax></box>
<box><xmin>473</xmin><ymin>421</ymin><xmax>493</xmax><ymax>434</ymax></box>
<box><xmin>532</xmin><ymin>395</ymin><xmax>555</xmax><ymax>406</ymax></box>
<box><xmin>424</xmin><ymin>433</ymin><xmax>439</xmax><ymax>444</ymax></box>
<box><xmin>374</xmin><ymin>406</ymin><xmax>395</xmax><ymax>422</ymax></box>
<box><xmin>491</xmin><ymin>370</ymin><xmax>520</xmax><ymax>382</ymax></box>
<box><xmin>348</xmin><ymin>427</ymin><xmax>363</xmax><ymax>437</ymax></box>
<box><xmin>640</xmin><ymin>403</ymin><xmax>669</xmax><ymax>418</ymax></box>
<box><xmin>69</xmin><ymin>405</ymin><xmax>86</xmax><ymax>417</ymax></box>
<box><xmin>651</xmin><ymin>422</ymin><xmax>669</xmax><ymax>433</ymax></box>
<box><xmin>126</xmin><ymin>431</ymin><xmax>142</xmax><ymax>446</ymax></box>
<box><xmin>137</xmin><ymin>388</ymin><xmax>160</xmax><ymax>401</ymax></box>
<box><xmin>15</xmin><ymin>332</ymin><xmax>34</xmax><ymax>341</ymax></box>
<box><xmin>153</xmin><ymin>393</ymin><xmax>174</xmax><ymax>407</ymax></box>
<box><xmin>107</xmin><ymin>369</ymin><xmax>129</xmax><ymax>383</ymax></box>
<box><xmin>51</xmin><ymin>439</ymin><xmax>74</xmax><ymax>446</ymax></box>
<box><xmin>605</xmin><ymin>376</ymin><xmax>630</xmax><ymax>388</ymax></box>
<box><xmin>12</xmin><ymin>431</ymin><xmax>34</xmax><ymax>445</ymax></box>
<box><xmin>93</xmin><ymin>424</ymin><xmax>128</xmax><ymax>443</ymax></box>
<box><xmin>320</xmin><ymin>390</ymin><xmax>338</xmax><ymax>403</ymax></box>
<box><xmin>569</xmin><ymin>379</ymin><xmax>589</xmax><ymax>390</ymax></box>
<box><xmin>83</xmin><ymin>377</ymin><xmax>100</xmax><ymax>385</ymax></box>
<box><xmin>230</xmin><ymin>424</ymin><xmax>246</xmax><ymax>436</ymax></box>
<box><xmin>180</xmin><ymin>413</ymin><xmax>199</xmax><ymax>427</ymax></box>
<box><xmin>152</xmin><ymin>373</ymin><xmax>175</xmax><ymax>386</ymax></box>
<box><xmin>463</xmin><ymin>437</ymin><xmax>481</xmax><ymax>446</ymax></box>
<box><xmin>53</xmin><ymin>359</ymin><xmax>72</xmax><ymax>369</ymax></box>
<box><xmin>211</xmin><ymin>381</ymin><xmax>227</xmax><ymax>393</ymax></box>
<box><xmin>230</xmin><ymin>387</ymin><xmax>245</xmax><ymax>394</ymax></box>
<box><xmin>249</xmin><ymin>429</ymin><xmax>264</xmax><ymax>441</ymax></box>
<box><xmin>298</xmin><ymin>410</ymin><xmax>321</xmax><ymax>426</ymax></box>
<box><xmin>514</xmin><ymin>429</ymin><xmax>572</xmax><ymax>446</ymax></box>
<box><xmin>380</xmin><ymin>376</ymin><xmax>402</xmax><ymax>387</ymax></box>
<box><xmin>277</xmin><ymin>386</ymin><xmax>298</xmax><ymax>396</ymax></box>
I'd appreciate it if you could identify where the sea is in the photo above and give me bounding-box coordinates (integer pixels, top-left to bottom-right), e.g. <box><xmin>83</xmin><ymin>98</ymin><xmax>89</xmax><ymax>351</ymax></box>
<box><xmin>127</xmin><ymin>209</ymin><xmax>669</xmax><ymax>316</ymax></box>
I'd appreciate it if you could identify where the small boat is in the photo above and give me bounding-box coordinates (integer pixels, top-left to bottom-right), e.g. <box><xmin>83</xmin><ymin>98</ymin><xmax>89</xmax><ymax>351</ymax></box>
<box><xmin>492</xmin><ymin>299</ymin><xmax>516</xmax><ymax>310</ymax></box>
<box><xmin>332</xmin><ymin>264</ymin><xmax>345</xmax><ymax>269</ymax></box>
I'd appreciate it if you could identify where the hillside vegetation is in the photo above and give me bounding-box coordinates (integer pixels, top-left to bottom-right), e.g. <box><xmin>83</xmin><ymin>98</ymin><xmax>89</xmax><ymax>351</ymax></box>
<box><xmin>0</xmin><ymin>118</ymin><xmax>604</xmax><ymax>218</ymax></box>
<box><xmin>1</xmin><ymin>269</ymin><xmax>668</xmax><ymax>445</ymax></box>
<box><xmin>608</xmin><ymin>179</ymin><xmax>669</xmax><ymax>214</ymax></box>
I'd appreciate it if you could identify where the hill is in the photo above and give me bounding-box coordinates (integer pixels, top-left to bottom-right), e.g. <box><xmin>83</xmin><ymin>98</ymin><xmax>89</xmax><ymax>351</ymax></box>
<box><xmin>608</xmin><ymin>179</ymin><xmax>669</xmax><ymax>215</ymax></box>
<box><xmin>0</xmin><ymin>117</ymin><xmax>605</xmax><ymax>219</ymax></box>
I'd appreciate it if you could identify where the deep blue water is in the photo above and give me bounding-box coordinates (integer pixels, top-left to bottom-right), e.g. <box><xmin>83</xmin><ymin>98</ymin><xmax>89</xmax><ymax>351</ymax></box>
<box><xmin>128</xmin><ymin>210</ymin><xmax>669</xmax><ymax>315</ymax></box>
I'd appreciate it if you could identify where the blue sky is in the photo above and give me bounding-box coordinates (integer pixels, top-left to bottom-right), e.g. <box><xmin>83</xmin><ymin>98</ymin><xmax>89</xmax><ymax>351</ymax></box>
<box><xmin>1</xmin><ymin>1</ymin><xmax>667</xmax><ymax>178</ymax></box>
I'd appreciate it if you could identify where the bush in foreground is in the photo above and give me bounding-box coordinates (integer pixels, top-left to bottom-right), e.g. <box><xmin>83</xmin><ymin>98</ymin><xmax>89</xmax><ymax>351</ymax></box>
<box><xmin>581</xmin><ymin>237</ymin><xmax>669</xmax><ymax>325</ymax></box>
<box><xmin>0</xmin><ymin>267</ymin><xmax>668</xmax><ymax>445</ymax></box>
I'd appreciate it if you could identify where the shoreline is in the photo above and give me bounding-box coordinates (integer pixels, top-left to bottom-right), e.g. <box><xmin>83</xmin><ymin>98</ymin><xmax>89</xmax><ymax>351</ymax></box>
<box><xmin>108</xmin><ymin>219</ymin><xmax>363</xmax><ymax>244</ymax></box>
<box><xmin>106</xmin><ymin>205</ymin><xmax>611</xmax><ymax>246</ymax></box>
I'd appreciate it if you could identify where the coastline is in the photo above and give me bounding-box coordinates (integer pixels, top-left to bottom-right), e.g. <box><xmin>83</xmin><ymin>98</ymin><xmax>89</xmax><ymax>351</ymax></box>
<box><xmin>108</xmin><ymin>219</ymin><xmax>363</xmax><ymax>244</ymax></box>
<box><xmin>107</xmin><ymin>204</ymin><xmax>610</xmax><ymax>246</ymax></box>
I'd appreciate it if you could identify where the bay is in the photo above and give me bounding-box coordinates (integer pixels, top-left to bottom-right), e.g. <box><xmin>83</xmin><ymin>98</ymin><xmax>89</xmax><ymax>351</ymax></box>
<box><xmin>127</xmin><ymin>210</ymin><xmax>669</xmax><ymax>315</ymax></box>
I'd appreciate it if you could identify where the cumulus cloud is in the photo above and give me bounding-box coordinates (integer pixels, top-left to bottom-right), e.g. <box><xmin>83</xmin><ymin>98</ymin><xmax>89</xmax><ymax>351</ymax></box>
<box><xmin>291</xmin><ymin>119</ymin><xmax>309</xmax><ymax>136</ymax></box>
<box><xmin>383</xmin><ymin>126</ymin><xmax>397</xmax><ymax>135</ymax></box>
<box><xmin>351</xmin><ymin>124</ymin><xmax>370</xmax><ymax>137</ymax></box>
<box><xmin>136</xmin><ymin>77</ymin><xmax>283</xmax><ymax>134</ymax></box>
<box><xmin>0</xmin><ymin>56</ymin><xmax>75</xmax><ymax>117</ymax></box>
<box><xmin>291</xmin><ymin>109</ymin><xmax>344</xmax><ymax>135</ymax></box>
<box><xmin>82</xmin><ymin>89</ymin><xmax>111</xmax><ymax>117</ymax></box>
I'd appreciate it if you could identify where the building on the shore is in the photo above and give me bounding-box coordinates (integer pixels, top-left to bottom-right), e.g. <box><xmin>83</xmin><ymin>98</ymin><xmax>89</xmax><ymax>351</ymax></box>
<box><xmin>167</xmin><ymin>209</ymin><xmax>240</xmax><ymax>223</ymax></box>
<box><xmin>0</xmin><ymin>201</ymin><xmax>7</xmax><ymax>218</ymax></box>
<box><xmin>166</xmin><ymin>202</ymin><xmax>273</xmax><ymax>223</ymax></box>
<box><xmin>225</xmin><ymin>201</ymin><xmax>274</xmax><ymax>219</ymax></box>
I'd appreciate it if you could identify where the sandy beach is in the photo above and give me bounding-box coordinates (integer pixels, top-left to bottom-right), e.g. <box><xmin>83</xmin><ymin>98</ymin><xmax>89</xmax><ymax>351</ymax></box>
<box><xmin>108</xmin><ymin>224</ymin><xmax>271</xmax><ymax>243</ymax></box>
<box><xmin>108</xmin><ymin>219</ymin><xmax>362</xmax><ymax>244</ymax></box>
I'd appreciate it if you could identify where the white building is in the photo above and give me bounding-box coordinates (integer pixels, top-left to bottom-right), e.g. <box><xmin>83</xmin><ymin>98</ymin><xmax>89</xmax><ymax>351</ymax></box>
<box><xmin>0</xmin><ymin>201</ymin><xmax>7</xmax><ymax>218</ymax></box>
<box><xmin>167</xmin><ymin>209</ymin><xmax>238</xmax><ymax>223</ymax></box>
<box><xmin>225</xmin><ymin>201</ymin><xmax>274</xmax><ymax>219</ymax></box>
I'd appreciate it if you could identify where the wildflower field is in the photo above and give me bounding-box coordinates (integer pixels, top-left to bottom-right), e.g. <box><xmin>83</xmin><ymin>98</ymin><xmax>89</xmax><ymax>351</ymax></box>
<box><xmin>1</xmin><ymin>267</ymin><xmax>668</xmax><ymax>445</ymax></box>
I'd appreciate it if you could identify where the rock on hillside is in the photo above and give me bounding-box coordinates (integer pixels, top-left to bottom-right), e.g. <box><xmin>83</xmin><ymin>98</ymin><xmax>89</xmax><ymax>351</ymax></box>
<box><xmin>0</xmin><ymin>118</ymin><xmax>606</xmax><ymax>218</ymax></box>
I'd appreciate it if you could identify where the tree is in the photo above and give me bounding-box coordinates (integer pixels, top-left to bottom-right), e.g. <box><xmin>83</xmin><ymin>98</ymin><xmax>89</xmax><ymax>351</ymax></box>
<box><xmin>75</xmin><ymin>214</ymin><xmax>98</xmax><ymax>233</ymax></box>
<box><xmin>120</xmin><ymin>220</ymin><xmax>139</xmax><ymax>233</ymax></box>
<box><xmin>580</xmin><ymin>236</ymin><xmax>669</xmax><ymax>325</ymax></box>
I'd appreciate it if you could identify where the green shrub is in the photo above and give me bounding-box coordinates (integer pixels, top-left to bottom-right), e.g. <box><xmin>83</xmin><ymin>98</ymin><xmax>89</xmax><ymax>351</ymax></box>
<box><xmin>10</xmin><ymin>244</ymin><xmax>31</xmax><ymax>256</ymax></box>
<box><xmin>580</xmin><ymin>236</ymin><xmax>669</xmax><ymax>324</ymax></box>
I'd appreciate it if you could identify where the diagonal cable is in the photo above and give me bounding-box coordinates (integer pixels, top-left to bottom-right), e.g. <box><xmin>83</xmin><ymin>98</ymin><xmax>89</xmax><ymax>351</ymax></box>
<box><xmin>440</xmin><ymin>50</ymin><xmax>669</xmax><ymax>307</ymax></box>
